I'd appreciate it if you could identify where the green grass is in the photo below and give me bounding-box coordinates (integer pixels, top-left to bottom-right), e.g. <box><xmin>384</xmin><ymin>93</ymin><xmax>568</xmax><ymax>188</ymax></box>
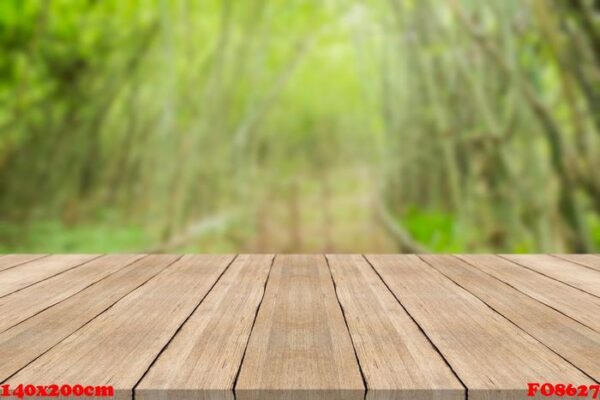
<box><xmin>0</xmin><ymin>219</ymin><xmax>150</xmax><ymax>253</ymax></box>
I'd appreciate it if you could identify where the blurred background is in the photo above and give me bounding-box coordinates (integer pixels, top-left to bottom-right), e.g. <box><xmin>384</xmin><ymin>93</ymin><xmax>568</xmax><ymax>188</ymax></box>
<box><xmin>0</xmin><ymin>0</ymin><xmax>598</xmax><ymax>253</ymax></box>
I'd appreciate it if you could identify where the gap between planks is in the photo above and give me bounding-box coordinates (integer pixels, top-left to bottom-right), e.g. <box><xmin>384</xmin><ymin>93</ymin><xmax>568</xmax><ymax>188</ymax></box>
<box><xmin>499</xmin><ymin>254</ymin><xmax>600</xmax><ymax>298</ymax></box>
<box><xmin>1</xmin><ymin>254</ymin><xmax>599</xmax><ymax>400</ymax></box>
<box><xmin>0</xmin><ymin>255</ymin><xmax>183</xmax><ymax>384</ymax></box>
<box><xmin>4</xmin><ymin>255</ymin><xmax>239</xmax><ymax>400</ymax></box>
<box><xmin>419</xmin><ymin>255</ymin><xmax>600</xmax><ymax>382</ymax></box>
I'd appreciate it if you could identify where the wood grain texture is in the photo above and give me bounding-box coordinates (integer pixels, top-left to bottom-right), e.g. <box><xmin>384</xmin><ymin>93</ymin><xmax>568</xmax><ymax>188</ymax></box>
<box><xmin>0</xmin><ymin>254</ymin><xmax>145</xmax><ymax>333</ymax></box>
<box><xmin>366</xmin><ymin>254</ymin><xmax>594</xmax><ymax>400</ymax></box>
<box><xmin>6</xmin><ymin>255</ymin><xmax>235</xmax><ymax>400</ymax></box>
<box><xmin>0</xmin><ymin>254</ymin><xmax>47</xmax><ymax>272</ymax></box>
<box><xmin>136</xmin><ymin>254</ymin><xmax>274</xmax><ymax>400</ymax></box>
<box><xmin>501</xmin><ymin>254</ymin><xmax>600</xmax><ymax>297</ymax></box>
<box><xmin>422</xmin><ymin>255</ymin><xmax>600</xmax><ymax>381</ymax></box>
<box><xmin>0</xmin><ymin>254</ymin><xmax>100</xmax><ymax>298</ymax></box>
<box><xmin>1</xmin><ymin>253</ymin><xmax>599</xmax><ymax>400</ymax></box>
<box><xmin>235</xmin><ymin>254</ymin><xmax>364</xmax><ymax>400</ymax></box>
<box><xmin>458</xmin><ymin>254</ymin><xmax>600</xmax><ymax>332</ymax></box>
<box><xmin>327</xmin><ymin>254</ymin><xmax>464</xmax><ymax>400</ymax></box>
<box><xmin>0</xmin><ymin>254</ymin><xmax>179</xmax><ymax>382</ymax></box>
<box><xmin>553</xmin><ymin>254</ymin><xmax>600</xmax><ymax>272</ymax></box>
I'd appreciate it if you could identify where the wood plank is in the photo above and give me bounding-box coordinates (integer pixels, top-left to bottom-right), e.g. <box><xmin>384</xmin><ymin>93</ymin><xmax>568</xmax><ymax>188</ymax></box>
<box><xmin>5</xmin><ymin>255</ymin><xmax>235</xmax><ymax>399</ymax></box>
<box><xmin>422</xmin><ymin>255</ymin><xmax>600</xmax><ymax>381</ymax></box>
<box><xmin>327</xmin><ymin>254</ymin><xmax>464</xmax><ymax>400</ymax></box>
<box><xmin>0</xmin><ymin>254</ymin><xmax>100</xmax><ymax>298</ymax></box>
<box><xmin>501</xmin><ymin>254</ymin><xmax>600</xmax><ymax>297</ymax></box>
<box><xmin>0</xmin><ymin>254</ymin><xmax>180</xmax><ymax>382</ymax></box>
<box><xmin>0</xmin><ymin>254</ymin><xmax>146</xmax><ymax>333</ymax></box>
<box><xmin>553</xmin><ymin>254</ymin><xmax>600</xmax><ymax>272</ymax></box>
<box><xmin>0</xmin><ymin>254</ymin><xmax>48</xmax><ymax>272</ymax></box>
<box><xmin>136</xmin><ymin>254</ymin><xmax>274</xmax><ymax>400</ymax></box>
<box><xmin>235</xmin><ymin>254</ymin><xmax>364</xmax><ymax>400</ymax></box>
<box><xmin>366</xmin><ymin>254</ymin><xmax>593</xmax><ymax>400</ymax></box>
<box><xmin>458</xmin><ymin>254</ymin><xmax>600</xmax><ymax>332</ymax></box>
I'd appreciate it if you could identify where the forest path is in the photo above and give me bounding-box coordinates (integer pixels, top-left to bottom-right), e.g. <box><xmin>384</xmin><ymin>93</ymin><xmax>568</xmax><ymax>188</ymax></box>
<box><xmin>248</xmin><ymin>166</ymin><xmax>395</xmax><ymax>253</ymax></box>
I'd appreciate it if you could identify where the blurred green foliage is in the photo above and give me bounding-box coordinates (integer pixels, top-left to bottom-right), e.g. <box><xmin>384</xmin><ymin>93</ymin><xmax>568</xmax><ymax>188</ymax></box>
<box><xmin>0</xmin><ymin>0</ymin><xmax>598</xmax><ymax>253</ymax></box>
<box><xmin>402</xmin><ymin>207</ymin><xmax>464</xmax><ymax>252</ymax></box>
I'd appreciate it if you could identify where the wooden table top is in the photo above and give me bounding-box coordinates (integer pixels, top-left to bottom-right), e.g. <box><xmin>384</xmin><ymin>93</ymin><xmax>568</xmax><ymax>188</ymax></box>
<box><xmin>0</xmin><ymin>254</ymin><xmax>599</xmax><ymax>399</ymax></box>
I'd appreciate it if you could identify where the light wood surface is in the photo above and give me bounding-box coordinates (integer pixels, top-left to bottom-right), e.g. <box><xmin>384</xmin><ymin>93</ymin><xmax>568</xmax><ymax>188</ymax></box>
<box><xmin>0</xmin><ymin>254</ymin><xmax>48</xmax><ymax>272</ymax></box>
<box><xmin>458</xmin><ymin>254</ymin><xmax>600</xmax><ymax>332</ymax></box>
<box><xmin>553</xmin><ymin>254</ymin><xmax>600</xmax><ymax>272</ymax></box>
<box><xmin>366</xmin><ymin>254</ymin><xmax>594</xmax><ymax>400</ymax></box>
<box><xmin>501</xmin><ymin>254</ymin><xmax>600</xmax><ymax>297</ymax></box>
<box><xmin>422</xmin><ymin>255</ymin><xmax>600</xmax><ymax>381</ymax></box>
<box><xmin>6</xmin><ymin>255</ymin><xmax>234</xmax><ymax>400</ymax></box>
<box><xmin>1</xmin><ymin>253</ymin><xmax>599</xmax><ymax>400</ymax></box>
<box><xmin>0</xmin><ymin>254</ymin><xmax>145</xmax><ymax>333</ymax></box>
<box><xmin>136</xmin><ymin>254</ymin><xmax>274</xmax><ymax>400</ymax></box>
<box><xmin>0</xmin><ymin>254</ymin><xmax>100</xmax><ymax>298</ymax></box>
<box><xmin>235</xmin><ymin>255</ymin><xmax>365</xmax><ymax>400</ymax></box>
<box><xmin>0</xmin><ymin>254</ymin><xmax>179</xmax><ymax>382</ymax></box>
<box><xmin>327</xmin><ymin>254</ymin><xmax>464</xmax><ymax>400</ymax></box>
